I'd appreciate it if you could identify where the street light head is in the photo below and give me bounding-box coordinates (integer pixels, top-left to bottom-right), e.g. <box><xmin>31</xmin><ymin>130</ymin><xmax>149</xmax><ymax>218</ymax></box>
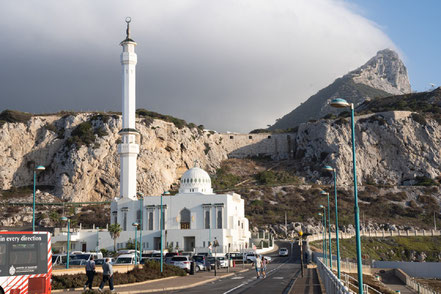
<box><xmin>319</xmin><ymin>205</ymin><xmax>324</xmax><ymax>209</ymax></box>
<box><xmin>318</xmin><ymin>213</ymin><xmax>322</xmax><ymax>216</ymax></box>
<box><xmin>35</xmin><ymin>165</ymin><xmax>45</xmax><ymax>171</ymax></box>
<box><xmin>320</xmin><ymin>190</ymin><xmax>329</xmax><ymax>196</ymax></box>
<box><xmin>60</xmin><ymin>216</ymin><xmax>68</xmax><ymax>221</ymax></box>
<box><xmin>132</xmin><ymin>222</ymin><xmax>139</xmax><ymax>227</ymax></box>
<box><xmin>322</xmin><ymin>165</ymin><xmax>334</xmax><ymax>172</ymax></box>
<box><xmin>162</xmin><ymin>191</ymin><xmax>170</xmax><ymax>196</ymax></box>
<box><xmin>330</xmin><ymin>98</ymin><xmax>350</xmax><ymax>108</ymax></box>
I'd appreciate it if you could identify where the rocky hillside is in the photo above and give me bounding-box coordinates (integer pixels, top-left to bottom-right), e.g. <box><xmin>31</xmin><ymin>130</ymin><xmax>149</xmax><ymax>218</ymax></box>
<box><xmin>270</xmin><ymin>49</ymin><xmax>411</xmax><ymax>130</ymax></box>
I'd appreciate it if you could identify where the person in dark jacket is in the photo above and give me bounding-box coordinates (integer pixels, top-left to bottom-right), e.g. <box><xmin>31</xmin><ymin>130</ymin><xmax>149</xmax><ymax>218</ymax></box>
<box><xmin>98</xmin><ymin>258</ymin><xmax>114</xmax><ymax>292</ymax></box>
<box><xmin>84</xmin><ymin>256</ymin><xmax>96</xmax><ymax>291</ymax></box>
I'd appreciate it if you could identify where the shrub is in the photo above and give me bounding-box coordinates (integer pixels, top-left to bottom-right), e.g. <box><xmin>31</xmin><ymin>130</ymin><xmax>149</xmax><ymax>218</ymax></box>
<box><xmin>0</xmin><ymin>110</ymin><xmax>32</xmax><ymax>126</ymax></box>
<box><xmin>415</xmin><ymin>176</ymin><xmax>438</xmax><ymax>186</ymax></box>
<box><xmin>411</xmin><ymin>113</ymin><xmax>427</xmax><ymax>126</ymax></box>
<box><xmin>66</xmin><ymin>121</ymin><xmax>95</xmax><ymax>148</ymax></box>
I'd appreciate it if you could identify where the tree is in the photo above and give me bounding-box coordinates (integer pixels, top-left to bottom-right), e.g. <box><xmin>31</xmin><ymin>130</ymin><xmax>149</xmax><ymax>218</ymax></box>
<box><xmin>108</xmin><ymin>223</ymin><xmax>122</xmax><ymax>252</ymax></box>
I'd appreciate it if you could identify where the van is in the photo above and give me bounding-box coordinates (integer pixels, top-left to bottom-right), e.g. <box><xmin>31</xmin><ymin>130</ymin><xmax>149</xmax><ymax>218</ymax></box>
<box><xmin>114</xmin><ymin>254</ymin><xmax>137</xmax><ymax>265</ymax></box>
<box><xmin>70</xmin><ymin>252</ymin><xmax>103</xmax><ymax>262</ymax></box>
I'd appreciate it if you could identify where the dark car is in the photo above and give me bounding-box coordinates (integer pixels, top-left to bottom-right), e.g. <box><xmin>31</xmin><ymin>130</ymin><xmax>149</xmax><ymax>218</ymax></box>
<box><xmin>206</xmin><ymin>256</ymin><xmax>220</xmax><ymax>269</ymax></box>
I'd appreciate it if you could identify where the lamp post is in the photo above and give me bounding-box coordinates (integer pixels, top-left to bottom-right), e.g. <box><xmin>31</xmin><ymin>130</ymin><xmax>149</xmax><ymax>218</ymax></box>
<box><xmin>132</xmin><ymin>222</ymin><xmax>139</xmax><ymax>265</ymax></box>
<box><xmin>96</xmin><ymin>227</ymin><xmax>99</xmax><ymax>252</ymax></box>
<box><xmin>32</xmin><ymin>165</ymin><xmax>45</xmax><ymax>231</ymax></box>
<box><xmin>318</xmin><ymin>212</ymin><xmax>325</xmax><ymax>263</ymax></box>
<box><xmin>61</xmin><ymin>216</ymin><xmax>71</xmax><ymax>269</ymax></box>
<box><xmin>161</xmin><ymin>191</ymin><xmax>170</xmax><ymax>273</ymax></box>
<box><xmin>319</xmin><ymin>205</ymin><xmax>327</xmax><ymax>265</ymax></box>
<box><xmin>321</xmin><ymin>190</ymin><xmax>332</xmax><ymax>269</ymax></box>
<box><xmin>330</xmin><ymin>98</ymin><xmax>363</xmax><ymax>293</ymax></box>
<box><xmin>323</xmin><ymin>165</ymin><xmax>341</xmax><ymax>279</ymax></box>
<box><xmin>137</xmin><ymin>192</ymin><xmax>144</xmax><ymax>260</ymax></box>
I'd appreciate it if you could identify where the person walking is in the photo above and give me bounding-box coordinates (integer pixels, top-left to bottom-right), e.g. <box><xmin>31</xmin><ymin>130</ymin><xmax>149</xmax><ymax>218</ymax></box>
<box><xmin>261</xmin><ymin>256</ymin><xmax>267</xmax><ymax>278</ymax></box>
<box><xmin>84</xmin><ymin>256</ymin><xmax>96</xmax><ymax>291</ymax></box>
<box><xmin>254</xmin><ymin>255</ymin><xmax>262</xmax><ymax>278</ymax></box>
<box><xmin>98</xmin><ymin>258</ymin><xmax>114</xmax><ymax>292</ymax></box>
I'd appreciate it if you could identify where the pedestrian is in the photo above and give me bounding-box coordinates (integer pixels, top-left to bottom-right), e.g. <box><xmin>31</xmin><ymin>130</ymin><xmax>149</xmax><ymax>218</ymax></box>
<box><xmin>261</xmin><ymin>256</ymin><xmax>267</xmax><ymax>278</ymax></box>
<box><xmin>98</xmin><ymin>258</ymin><xmax>114</xmax><ymax>292</ymax></box>
<box><xmin>253</xmin><ymin>255</ymin><xmax>262</xmax><ymax>278</ymax></box>
<box><xmin>84</xmin><ymin>256</ymin><xmax>96</xmax><ymax>291</ymax></box>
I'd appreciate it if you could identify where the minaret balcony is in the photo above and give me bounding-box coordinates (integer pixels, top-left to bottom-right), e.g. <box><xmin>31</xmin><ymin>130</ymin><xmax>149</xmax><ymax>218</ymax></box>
<box><xmin>118</xmin><ymin>143</ymin><xmax>139</xmax><ymax>154</ymax></box>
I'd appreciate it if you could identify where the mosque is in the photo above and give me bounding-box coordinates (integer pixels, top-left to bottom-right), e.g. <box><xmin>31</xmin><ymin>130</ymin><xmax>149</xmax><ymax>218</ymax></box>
<box><xmin>52</xmin><ymin>18</ymin><xmax>251</xmax><ymax>254</ymax></box>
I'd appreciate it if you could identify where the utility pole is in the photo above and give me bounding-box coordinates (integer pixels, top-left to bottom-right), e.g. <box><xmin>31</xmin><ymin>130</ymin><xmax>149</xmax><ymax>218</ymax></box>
<box><xmin>298</xmin><ymin>231</ymin><xmax>304</xmax><ymax>277</ymax></box>
<box><xmin>435</xmin><ymin>212</ymin><xmax>437</xmax><ymax>231</ymax></box>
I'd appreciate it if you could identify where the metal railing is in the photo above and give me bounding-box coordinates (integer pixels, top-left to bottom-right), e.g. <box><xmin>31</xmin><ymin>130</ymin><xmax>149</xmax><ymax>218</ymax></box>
<box><xmin>406</xmin><ymin>278</ymin><xmax>439</xmax><ymax>294</ymax></box>
<box><xmin>340</xmin><ymin>272</ymin><xmax>382</xmax><ymax>294</ymax></box>
<box><xmin>317</xmin><ymin>257</ymin><xmax>353</xmax><ymax>294</ymax></box>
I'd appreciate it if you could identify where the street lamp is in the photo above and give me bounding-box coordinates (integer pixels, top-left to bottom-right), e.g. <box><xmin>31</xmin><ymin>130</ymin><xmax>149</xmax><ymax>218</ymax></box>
<box><xmin>137</xmin><ymin>192</ymin><xmax>144</xmax><ymax>261</ymax></box>
<box><xmin>132</xmin><ymin>222</ymin><xmax>139</xmax><ymax>265</ymax></box>
<box><xmin>318</xmin><ymin>212</ymin><xmax>325</xmax><ymax>264</ymax></box>
<box><xmin>319</xmin><ymin>205</ymin><xmax>327</xmax><ymax>265</ymax></box>
<box><xmin>161</xmin><ymin>191</ymin><xmax>170</xmax><ymax>273</ymax></box>
<box><xmin>323</xmin><ymin>165</ymin><xmax>341</xmax><ymax>279</ymax></box>
<box><xmin>330</xmin><ymin>98</ymin><xmax>363</xmax><ymax>293</ymax></box>
<box><xmin>321</xmin><ymin>190</ymin><xmax>332</xmax><ymax>269</ymax></box>
<box><xmin>32</xmin><ymin>165</ymin><xmax>45</xmax><ymax>231</ymax></box>
<box><xmin>60</xmin><ymin>216</ymin><xmax>71</xmax><ymax>269</ymax></box>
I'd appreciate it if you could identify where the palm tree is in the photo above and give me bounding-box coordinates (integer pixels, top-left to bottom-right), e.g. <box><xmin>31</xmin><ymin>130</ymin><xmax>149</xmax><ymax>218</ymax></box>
<box><xmin>108</xmin><ymin>223</ymin><xmax>122</xmax><ymax>252</ymax></box>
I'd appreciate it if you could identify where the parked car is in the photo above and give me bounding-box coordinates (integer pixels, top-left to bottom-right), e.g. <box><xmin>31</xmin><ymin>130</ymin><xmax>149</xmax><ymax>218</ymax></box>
<box><xmin>95</xmin><ymin>258</ymin><xmax>115</xmax><ymax>265</ymax></box>
<box><xmin>169</xmin><ymin>256</ymin><xmax>192</xmax><ymax>272</ymax></box>
<box><xmin>244</xmin><ymin>252</ymin><xmax>257</xmax><ymax>263</ymax></box>
<box><xmin>216</xmin><ymin>256</ymin><xmax>228</xmax><ymax>268</ymax></box>
<box><xmin>225</xmin><ymin>252</ymin><xmax>244</xmax><ymax>261</ymax></box>
<box><xmin>114</xmin><ymin>254</ymin><xmax>137</xmax><ymax>265</ymax></box>
<box><xmin>69</xmin><ymin>259</ymin><xmax>87</xmax><ymax>266</ymax></box>
<box><xmin>70</xmin><ymin>252</ymin><xmax>104</xmax><ymax>262</ymax></box>
<box><xmin>52</xmin><ymin>254</ymin><xmax>67</xmax><ymax>265</ymax></box>
<box><xmin>206</xmin><ymin>256</ymin><xmax>221</xmax><ymax>269</ymax></box>
<box><xmin>192</xmin><ymin>255</ymin><xmax>207</xmax><ymax>271</ymax></box>
<box><xmin>279</xmin><ymin>248</ymin><xmax>289</xmax><ymax>257</ymax></box>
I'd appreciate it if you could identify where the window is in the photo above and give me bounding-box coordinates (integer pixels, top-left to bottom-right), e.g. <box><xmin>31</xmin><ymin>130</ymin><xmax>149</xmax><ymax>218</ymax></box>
<box><xmin>217</xmin><ymin>210</ymin><xmax>222</xmax><ymax>229</ymax></box>
<box><xmin>112</xmin><ymin>211</ymin><xmax>117</xmax><ymax>224</ymax></box>
<box><xmin>267</xmin><ymin>135</ymin><xmax>272</xmax><ymax>139</ymax></box>
<box><xmin>146</xmin><ymin>242</ymin><xmax>149</xmax><ymax>249</ymax></box>
<box><xmin>123</xmin><ymin>212</ymin><xmax>127</xmax><ymax>231</ymax></box>
<box><xmin>230</xmin><ymin>136</ymin><xmax>234</xmax><ymax>139</ymax></box>
<box><xmin>249</xmin><ymin>136</ymin><xmax>253</xmax><ymax>139</ymax></box>
<box><xmin>148</xmin><ymin>211</ymin><xmax>154</xmax><ymax>230</ymax></box>
<box><xmin>180</xmin><ymin>208</ymin><xmax>191</xmax><ymax>229</ymax></box>
<box><xmin>205</xmin><ymin>210</ymin><xmax>210</xmax><ymax>229</ymax></box>
<box><xmin>136</xmin><ymin>209</ymin><xmax>142</xmax><ymax>229</ymax></box>
<box><xmin>203</xmin><ymin>241</ymin><xmax>206</xmax><ymax>247</ymax></box>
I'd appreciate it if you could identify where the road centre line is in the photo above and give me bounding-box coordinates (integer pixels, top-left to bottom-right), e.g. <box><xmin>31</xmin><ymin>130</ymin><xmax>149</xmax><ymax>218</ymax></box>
<box><xmin>223</xmin><ymin>283</ymin><xmax>246</xmax><ymax>294</ymax></box>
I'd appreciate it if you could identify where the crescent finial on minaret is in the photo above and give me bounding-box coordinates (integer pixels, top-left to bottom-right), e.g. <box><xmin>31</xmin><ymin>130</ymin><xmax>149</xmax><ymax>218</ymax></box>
<box><xmin>125</xmin><ymin>17</ymin><xmax>131</xmax><ymax>39</ymax></box>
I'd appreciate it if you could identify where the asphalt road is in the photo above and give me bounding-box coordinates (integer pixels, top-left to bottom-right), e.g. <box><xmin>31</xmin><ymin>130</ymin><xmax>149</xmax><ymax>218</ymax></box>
<box><xmin>159</xmin><ymin>241</ymin><xmax>302</xmax><ymax>294</ymax></box>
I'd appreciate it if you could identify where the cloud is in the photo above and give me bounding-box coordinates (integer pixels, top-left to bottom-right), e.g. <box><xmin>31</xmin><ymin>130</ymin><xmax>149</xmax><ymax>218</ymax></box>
<box><xmin>0</xmin><ymin>0</ymin><xmax>394</xmax><ymax>132</ymax></box>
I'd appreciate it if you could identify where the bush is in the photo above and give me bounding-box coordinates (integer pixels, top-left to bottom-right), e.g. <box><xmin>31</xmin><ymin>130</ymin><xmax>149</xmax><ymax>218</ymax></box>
<box><xmin>415</xmin><ymin>176</ymin><xmax>438</xmax><ymax>186</ymax></box>
<box><xmin>0</xmin><ymin>110</ymin><xmax>32</xmax><ymax>126</ymax></box>
<box><xmin>411</xmin><ymin>113</ymin><xmax>428</xmax><ymax>126</ymax></box>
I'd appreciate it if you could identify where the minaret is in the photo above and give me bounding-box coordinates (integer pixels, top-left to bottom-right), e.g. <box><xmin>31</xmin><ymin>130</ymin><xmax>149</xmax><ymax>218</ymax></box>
<box><xmin>118</xmin><ymin>17</ymin><xmax>139</xmax><ymax>200</ymax></box>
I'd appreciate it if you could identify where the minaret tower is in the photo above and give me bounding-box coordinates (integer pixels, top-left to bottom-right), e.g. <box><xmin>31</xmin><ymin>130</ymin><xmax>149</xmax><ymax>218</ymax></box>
<box><xmin>118</xmin><ymin>17</ymin><xmax>139</xmax><ymax>200</ymax></box>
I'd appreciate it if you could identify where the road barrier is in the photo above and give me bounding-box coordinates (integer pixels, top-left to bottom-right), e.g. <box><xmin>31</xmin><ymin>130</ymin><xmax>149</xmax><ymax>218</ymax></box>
<box><xmin>316</xmin><ymin>257</ymin><xmax>352</xmax><ymax>294</ymax></box>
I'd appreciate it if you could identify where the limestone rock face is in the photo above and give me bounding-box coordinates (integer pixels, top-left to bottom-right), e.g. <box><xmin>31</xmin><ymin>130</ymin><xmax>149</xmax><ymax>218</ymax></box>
<box><xmin>350</xmin><ymin>49</ymin><xmax>411</xmax><ymax>95</ymax></box>
<box><xmin>270</xmin><ymin>49</ymin><xmax>411</xmax><ymax>130</ymax></box>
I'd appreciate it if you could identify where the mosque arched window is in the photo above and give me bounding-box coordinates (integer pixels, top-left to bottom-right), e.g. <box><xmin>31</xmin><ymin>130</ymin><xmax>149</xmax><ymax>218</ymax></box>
<box><xmin>180</xmin><ymin>208</ymin><xmax>191</xmax><ymax>229</ymax></box>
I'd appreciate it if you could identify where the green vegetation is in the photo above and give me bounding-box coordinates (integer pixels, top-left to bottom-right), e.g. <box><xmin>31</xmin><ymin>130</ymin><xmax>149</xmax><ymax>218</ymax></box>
<box><xmin>52</xmin><ymin>261</ymin><xmax>186</xmax><ymax>290</ymax></box>
<box><xmin>136</xmin><ymin>108</ymin><xmax>200</xmax><ymax>130</ymax></box>
<box><xmin>65</xmin><ymin>115</ymin><xmax>109</xmax><ymax>149</ymax></box>
<box><xmin>312</xmin><ymin>236</ymin><xmax>441</xmax><ymax>262</ymax></box>
<box><xmin>0</xmin><ymin>110</ymin><xmax>32</xmax><ymax>126</ymax></box>
<box><xmin>212</xmin><ymin>167</ymin><xmax>241</xmax><ymax>190</ymax></box>
<box><xmin>254</xmin><ymin>170</ymin><xmax>300</xmax><ymax>185</ymax></box>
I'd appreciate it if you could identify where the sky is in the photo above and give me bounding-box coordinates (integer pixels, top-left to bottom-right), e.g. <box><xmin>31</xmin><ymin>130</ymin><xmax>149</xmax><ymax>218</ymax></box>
<box><xmin>0</xmin><ymin>0</ymin><xmax>439</xmax><ymax>133</ymax></box>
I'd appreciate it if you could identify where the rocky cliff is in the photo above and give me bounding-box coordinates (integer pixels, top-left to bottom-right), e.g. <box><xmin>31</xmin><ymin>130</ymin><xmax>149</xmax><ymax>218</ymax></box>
<box><xmin>270</xmin><ymin>49</ymin><xmax>411</xmax><ymax>130</ymax></box>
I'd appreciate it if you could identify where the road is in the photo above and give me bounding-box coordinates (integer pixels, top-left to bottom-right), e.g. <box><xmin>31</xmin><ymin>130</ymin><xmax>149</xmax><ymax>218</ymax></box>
<box><xmin>156</xmin><ymin>241</ymin><xmax>302</xmax><ymax>294</ymax></box>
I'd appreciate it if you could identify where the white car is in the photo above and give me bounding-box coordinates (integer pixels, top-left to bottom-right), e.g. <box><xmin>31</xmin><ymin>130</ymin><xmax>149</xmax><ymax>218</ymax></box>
<box><xmin>114</xmin><ymin>254</ymin><xmax>137</xmax><ymax>264</ymax></box>
<box><xmin>279</xmin><ymin>248</ymin><xmax>289</xmax><ymax>257</ymax></box>
<box><xmin>216</xmin><ymin>256</ymin><xmax>229</xmax><ymax>268</ymax></box>
<box><xmin>170</xmin><ymin>256</ymin><xmax>192</xmax><ymax>272</ymax></box>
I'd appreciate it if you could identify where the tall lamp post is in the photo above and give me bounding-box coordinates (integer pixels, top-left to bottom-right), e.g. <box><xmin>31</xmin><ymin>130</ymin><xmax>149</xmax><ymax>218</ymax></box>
<box><xmin>330</xmin><ymin>98</ymin><xmax>363</xmax><ymax>293</ymax></box>
<box><xmin>318</xmin><ymin>212</ymin><xmax>325</xmax><ymax>263</ymax></box>
<box><xmin>321</xmin><ymin>190</ymin><xmax>332</xmax><ymax>269</ymax></box>
<box><xmin>323</xmin><ymin>165</ymin><xmax>341</xmax><ymax>279</ymax></box>
<box><xmin>32</xmin><ymin>165</ymin><xmax>45</xmax><ymax>231</ymax></box>
<box><xmin>61</xmin><ymin>216</ymin><xmax>71</xmax><ymax>269</ymax></box>
<box><xmin>319</xmin><ymin>205</ymin><xmax>327</xmax><ymax>265</ymax></box>
<box><xmin>132</xmin><ymin>222</ymin><xmax>139</xmax><ymax>265</ymax></box>
<box><xmin>137</xmin><ymin>192</ymin><xmax>144</xmax><ymax>260</ymax></box>
<box><xmin>161</xmin><ymin>191</ymin><xmax>170</xmax><ymax>273</ymax></box>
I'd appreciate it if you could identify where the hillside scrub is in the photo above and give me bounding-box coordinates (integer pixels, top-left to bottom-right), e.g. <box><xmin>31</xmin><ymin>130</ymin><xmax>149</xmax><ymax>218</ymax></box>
<box><xmin>311</xmin><ymin>236</ymin><xmax>441</xmax><ymax>262</ymax></box>
<box><xmin>0</xmin><ymin>110</ymin><xmax>32</xmax><ymax>126</ymax></box>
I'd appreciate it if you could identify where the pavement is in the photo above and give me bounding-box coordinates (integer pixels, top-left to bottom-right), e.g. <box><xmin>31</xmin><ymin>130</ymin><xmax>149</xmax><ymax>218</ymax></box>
<box><xmin>289</xmin><ymin>268</ymin><xmax>322</xmax><ymax>294</ymax></box>
<box><xmin>53</xmin><ymin>265</ymin><xmax>251</xmax><ymax>293</ymax></box>
<box><xmin>376</xmin><ymin>269</ymin><xmax>417</xmax><ymax>294</ymax></box>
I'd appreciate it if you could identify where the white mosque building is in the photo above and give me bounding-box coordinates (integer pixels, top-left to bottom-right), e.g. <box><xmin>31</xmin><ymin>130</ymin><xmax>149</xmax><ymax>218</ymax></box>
<box><xmin>52</xmin><ymin>19</ymin><xmax>251</xmax><ymax>254</ymax></box>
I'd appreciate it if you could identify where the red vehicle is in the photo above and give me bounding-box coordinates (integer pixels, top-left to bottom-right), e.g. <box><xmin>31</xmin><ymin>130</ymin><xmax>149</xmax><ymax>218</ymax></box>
<box><xmin>0</xmin><ymin>231</ymin><xmax>51</xmax><ymax>294</ymax></box>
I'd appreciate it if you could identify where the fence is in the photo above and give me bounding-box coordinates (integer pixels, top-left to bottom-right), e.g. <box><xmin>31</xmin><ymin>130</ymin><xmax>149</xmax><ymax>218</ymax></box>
<box><xmin>306</xmin><ymin>229</ymin><xmax>441</xmax><ymax>243</ymax></box>
<box><xmin>394</xmin><ymin>268</ymin><xmax>439</xmax><ymax>294</ymax></box>
<box><xmin>316</xmin><ymin>257</ymin><xmax>353</xmax><ymax>294</ymax></box>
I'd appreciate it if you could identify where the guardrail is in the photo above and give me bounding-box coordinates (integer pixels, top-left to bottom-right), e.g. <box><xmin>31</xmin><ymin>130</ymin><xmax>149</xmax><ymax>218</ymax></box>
<box><xmin>316</xmin><ymin>257</ymin><xmax>353</xmax><ymax>294</ymax></box>
<box><xmin>395</xmin><ymin>268</ymin><xmax>439</xmax><ymax>294</ymax></box>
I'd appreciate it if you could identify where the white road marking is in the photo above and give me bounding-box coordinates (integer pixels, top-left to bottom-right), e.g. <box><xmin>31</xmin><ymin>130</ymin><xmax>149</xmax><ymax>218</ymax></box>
<box><xmin>231</xmin><ymin>276</ymin><xmax>244</xmax><ymax>280</ymax></box>
<box><xmin>273</xmin><ymin>277</ymin><xmax>284</xmax><ymax>279</ymax></box>
<box><xmin>223</xmin><ymin>283</ymin><xmax>245</xmax><ymax>294</ymax></box>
